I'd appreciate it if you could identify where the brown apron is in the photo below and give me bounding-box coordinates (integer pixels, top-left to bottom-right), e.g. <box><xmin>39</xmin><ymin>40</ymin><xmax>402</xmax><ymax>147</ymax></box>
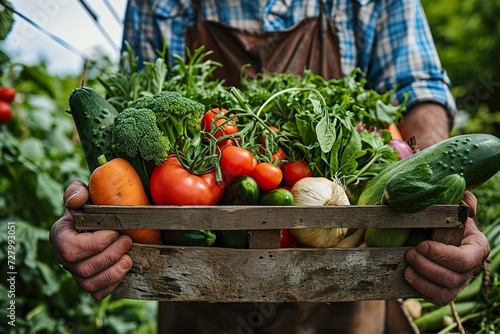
<box><xmin>158</xmin><ymin>2</ymin><xmax>387</xmax><ymax>333</ymax></box>
<box><xmin>185</xmin><ymin>0</ymin><xmax>343</xmax><ymax>87</ymax></box>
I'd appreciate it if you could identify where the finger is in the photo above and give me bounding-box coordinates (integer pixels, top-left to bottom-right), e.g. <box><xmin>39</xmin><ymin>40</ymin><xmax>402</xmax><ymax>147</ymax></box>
<box><xmin>91</xmin><ymin>280</ymin><xmax>123</xmax><ymax>300</ymax></box>
<box><xmin>64</xmin><ymin>235</ymin><xmax>133</xmax><ymax>278</ymax></box>
<box><xmin>462</xmin><ymin>191</ymin><xmax>477</xmax><ymax>218</ymax></box>
<box><xmin>405</xmin><ymin>247</ymin><xmax>470</xmax><ymax>289</ymax></box>
<box><xmin>51</xmin><ymin>213</ymin><xmax>122</xmax><ymax>264</ymax></box>
<box><xmin>75</xmin><ymin>254</ymin><xmax>133</xmax><ymax>295</ymax></box>
<box><xmin>403</xmin><ymin>267</ymin><xmax>459</xmax><ymax>306</ymax></box>
<box><xmin>410</xmin><ymin>219</ymin><xmax>489</xmax><ymax>273</ymax></box>
<box><xmin>64</xmin><ymin>178</ymin><xmax>90</xmax><ymax>210</ymax></box>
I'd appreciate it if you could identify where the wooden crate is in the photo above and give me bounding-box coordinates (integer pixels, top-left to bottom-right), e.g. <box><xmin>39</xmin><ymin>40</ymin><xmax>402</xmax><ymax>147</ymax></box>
<box><xmin>74</xmin><ymin>204</ymin><xmax>468</xmax><ymax>303</ymax></box>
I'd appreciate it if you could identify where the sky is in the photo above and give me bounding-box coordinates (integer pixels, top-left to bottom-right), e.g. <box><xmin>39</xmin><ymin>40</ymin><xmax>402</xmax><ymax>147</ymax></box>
<box><xmin>5</xmin><ymin>0</ymin><xmax>128</xmax><ymax>75</ymax></box>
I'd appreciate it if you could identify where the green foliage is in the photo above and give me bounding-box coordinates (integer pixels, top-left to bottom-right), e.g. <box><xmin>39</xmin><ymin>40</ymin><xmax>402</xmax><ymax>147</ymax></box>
<box><xmin>422</xmin><ymin>0</ymin><xmax>500</xmax><ymax>135</ymax></box>
<box><xmin>471</xmin><ymin>172</ymin><xmax>500</xmax><ymax>230</ymax></box>
<box><xmin>0</xmin><ymin>1</ymin><xmax>14</xmax><ymax>40</ymax></box>
<box><xmin>0</xmin><ymin>54</ymin><xmax>157</xmax><ymax>332</ymax></box>
<box><xmin>99</xmin><ymin>45</ymin><xmax>232</xmax><ymax>112</ymax></box>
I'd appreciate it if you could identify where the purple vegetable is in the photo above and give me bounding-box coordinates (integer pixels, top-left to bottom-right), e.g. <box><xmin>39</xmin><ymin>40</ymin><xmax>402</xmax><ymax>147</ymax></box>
<box><xmin>388</xmin><ymin>139</ymin><xmax>413</xmax><ymax>160</ymax></box>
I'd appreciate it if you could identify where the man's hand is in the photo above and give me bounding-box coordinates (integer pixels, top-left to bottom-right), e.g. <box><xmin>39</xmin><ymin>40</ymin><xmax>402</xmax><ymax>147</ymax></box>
<box><xmin>49</xmin><ymin>179</ymin><xmax>133</xmax><ymax>300</ymax></box>
<box><xmin>404</xmin><ymin>192</ymin><xmax>490</xmax><ymax>305</ymax></box>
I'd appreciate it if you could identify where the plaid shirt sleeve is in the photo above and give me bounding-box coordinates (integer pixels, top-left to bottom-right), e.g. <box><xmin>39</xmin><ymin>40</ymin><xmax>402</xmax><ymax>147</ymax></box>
<box><xmin>360</xmin><ymin>0</ymin><xmax>457</xmax><ymax>122</ymax></box>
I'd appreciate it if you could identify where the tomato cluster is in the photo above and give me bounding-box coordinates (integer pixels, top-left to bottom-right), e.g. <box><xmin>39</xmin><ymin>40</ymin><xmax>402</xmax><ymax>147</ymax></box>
<box><xmin>0</xmin><ymin>86</ymin><xmax>16</xmax><ymax>124</ymax></box>
<box><xmin>148</xmin><ymin>106</ymin><xmax>314</xmax><ymax>208</ymax></box>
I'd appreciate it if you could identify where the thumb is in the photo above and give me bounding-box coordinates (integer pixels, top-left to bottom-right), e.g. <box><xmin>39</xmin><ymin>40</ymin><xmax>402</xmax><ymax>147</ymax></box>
<box><xmin>463</xmin><ymin>191</ymin><xmax>477</xmax><ymax>218</ymax></box>
<box><xmin>64</xmin><ymin>178</ymin><xmax>90</xmax><ymax>210</ymax></box>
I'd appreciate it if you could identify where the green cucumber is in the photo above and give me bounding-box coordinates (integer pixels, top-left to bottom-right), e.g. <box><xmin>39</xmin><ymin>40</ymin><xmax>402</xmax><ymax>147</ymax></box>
<box><xmin>219</xmin><ymin>176</ymin><xmax>259</xmax><ymax>205</ymax></box>
<box><xmin>365</xmin><ymin>228</ymin><xmax>411</xmax><ymax>247</ymax></box>
<box><xmin>217</xmin><ymin>176</ymin><xmax>259</xmax><ymax>248</ymax></box>
<box><xmin>359</xmin><ymin>134</ymin><xmax>500</xmax><ymax>208</ymax></box>
<box><xmin>436</xmin><ymin>173</ymin><xmax>467</xmax><ymax>204</ymax></box>
<box><xmin>67</xmin><ymin>87</ymin><xmax>118</xmax><ymax>173</ymax></box>
<box><xmin>360</xmin><ymin>134</ymin><xmax>500</xmax><ymax>247</ymax></box>
<box><xmin>161</xmin><ymin>230</ymin><xmax>216</xmax><ymax>246</ymax></box>
<box><xmin>258</xmin><ymin>188</ymin><xmax>294</xmax><ymax>206</ymax></box>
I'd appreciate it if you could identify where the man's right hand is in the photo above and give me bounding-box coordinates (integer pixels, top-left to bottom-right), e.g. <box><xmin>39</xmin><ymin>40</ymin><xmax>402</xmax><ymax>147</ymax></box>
<box><xmin>49</xmin><ymin>179</ymin><xmax>133</xmax><ymax>300</ymax></box>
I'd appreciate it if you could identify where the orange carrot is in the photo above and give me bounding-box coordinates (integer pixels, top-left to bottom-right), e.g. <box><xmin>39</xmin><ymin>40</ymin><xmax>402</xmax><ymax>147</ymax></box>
<box><xmin>386</xmin><ymin>123</ymin><xmax>403</xmax><ymax>140</ymax></box>
<box><xmin>88</xmin><ymin>156</ymin><xmax>162</xmax><ymax>245</ymax></box>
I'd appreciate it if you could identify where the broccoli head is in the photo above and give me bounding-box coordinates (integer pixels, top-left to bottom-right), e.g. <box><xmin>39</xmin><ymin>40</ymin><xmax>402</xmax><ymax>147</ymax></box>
<box><xmin>130</xmin><ymin>91</ymin><xmax>206</xmax><ymax>145</ymax></box>
<box><xmin>112</xmin><ymin>107</ymin><xmax>169</xmax><ymax>164</ymax></box>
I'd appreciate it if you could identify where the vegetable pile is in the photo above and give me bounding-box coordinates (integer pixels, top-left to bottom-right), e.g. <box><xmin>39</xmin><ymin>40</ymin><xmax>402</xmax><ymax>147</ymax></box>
<box><xmin>69</xmin><ymin>46</ymin><xmax>500</xmax><ymax>250</ymax></box>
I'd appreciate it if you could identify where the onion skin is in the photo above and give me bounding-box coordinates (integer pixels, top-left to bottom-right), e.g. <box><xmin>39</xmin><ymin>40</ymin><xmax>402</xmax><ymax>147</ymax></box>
<box><xmin>388</xmin><ymin>139</ymin><xmax>413</xmax><ymax>160</ymax></box>
<box><xmin>290</xmin><ymin>177</ymin><xmax>349</xmax><ymax>247</ymax></box>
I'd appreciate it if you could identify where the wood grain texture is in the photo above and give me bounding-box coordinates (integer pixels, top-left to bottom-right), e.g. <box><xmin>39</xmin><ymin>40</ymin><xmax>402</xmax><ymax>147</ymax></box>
<box><xmin>75</xmin><ymin>204</ymin><xmax>468</xmax><ymax>302</ymax></box>
<box><xmin>74</xmin><ymin>204</ymin><xmax>466</xmax><ymax>230</ymax></box>
<box><xmin>115</xmin><ymin>245</ymin><xmax>418</xmax><ymax>303</ymax></box>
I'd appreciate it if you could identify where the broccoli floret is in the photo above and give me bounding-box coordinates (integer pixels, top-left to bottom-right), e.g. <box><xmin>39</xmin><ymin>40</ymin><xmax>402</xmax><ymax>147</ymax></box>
<box><xmin>112</xmin><ymin>107</ymin><xmax>169</xmax><ymax>164</ymax></box>
<box><xmin>130</xmin><ymin>91</ymin><xmax>206</xmax><ymax>145</ymax></box>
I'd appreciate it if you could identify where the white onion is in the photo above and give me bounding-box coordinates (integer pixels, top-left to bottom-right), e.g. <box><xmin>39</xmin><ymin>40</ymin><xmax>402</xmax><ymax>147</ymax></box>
<box><xmin>290</xmin><ymin>177</ymin><xmax>349</xmax><ymax>247</ymax></box>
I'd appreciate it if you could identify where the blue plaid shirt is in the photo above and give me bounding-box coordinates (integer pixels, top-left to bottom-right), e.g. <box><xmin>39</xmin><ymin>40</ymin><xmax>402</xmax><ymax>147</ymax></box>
<box><xmin>122</xmin><ymin>0</ymin><xmax>457</xmax><ymax>120</ymax></box>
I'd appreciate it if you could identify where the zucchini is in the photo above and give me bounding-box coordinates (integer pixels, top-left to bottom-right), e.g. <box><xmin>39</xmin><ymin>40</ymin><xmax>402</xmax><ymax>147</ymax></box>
<box><xmin>67</xmin><ymin>87</ymin><xmax>119</xmax><ymax>173</ymax></box>
<box><xmin>161</xmin><ymin>230</ymin><xmax>216</xmax><ymax>246</ymax></box>
<box><xmin>359</xmin><ymin>134</ymin><xmax>500</xmax><ymax>208</ymax></box>
<box><xmin>219</xmin><ymin>176</ymin><xmax>259</xmax><ymax>205</ymax></box>
<box><xmin>360</xmin><ymin>134</ymin><xmax>500</xmax><ymax>247</ymax></box>
<box><xmin>258</xmin><ymin>188</ymin><xmax>294</xmax><ymax>206</ymax></box>
<box><xmin>403</xmin><ymin>174</ymin><xmax>466</xmax><ymax>246</ymax></box>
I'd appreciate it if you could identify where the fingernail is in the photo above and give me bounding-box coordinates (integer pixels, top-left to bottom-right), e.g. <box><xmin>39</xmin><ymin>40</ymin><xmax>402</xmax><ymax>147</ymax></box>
<box><xmin>119</xmin><ymin>258</ymin><xmax>132</xmax><ymax>271</ymax></box>
<box><xmin>418</xmin><ymin>241</ymin><xmax>430</xmax><ymax>253</ymax></box>
<box><xmin>404</xmin><ymin>268</ymin><xmax>415</xmax><ymax>283</ymax></box>
<box><xmin>64</xmin><ymin>191</ymin><xmax>77</xmax><ymax>206</ymax></box>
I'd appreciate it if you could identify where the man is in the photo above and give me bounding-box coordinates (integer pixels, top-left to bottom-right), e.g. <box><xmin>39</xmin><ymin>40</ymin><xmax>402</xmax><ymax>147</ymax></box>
<box><xmin>50</xmin><ymin>1</ymin><xmax>490</xmax><ymax>333</ymax></box>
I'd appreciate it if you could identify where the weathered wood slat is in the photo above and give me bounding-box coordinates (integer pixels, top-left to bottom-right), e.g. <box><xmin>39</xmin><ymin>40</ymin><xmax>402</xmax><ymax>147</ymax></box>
<box><xmin>115</xmin><ymin>245</ymin><xmax>418</xmax><ymax>303</ymax></box>
<box><xmin>74</xmin><ymin>204</ymin><xmax>467</xmax><ymax>230</ymax></box>
<box><xmin>76</xmin><ymin>204</ymin><xmax>468</xmax><ymax>302</ymax></box>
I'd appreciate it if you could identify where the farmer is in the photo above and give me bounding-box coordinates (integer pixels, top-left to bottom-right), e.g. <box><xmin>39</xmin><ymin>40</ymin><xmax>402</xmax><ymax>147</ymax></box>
<box><xmin>50</xmin><ymin>1</ymin><xmax>490</xmax><ymax>333</ymax></box>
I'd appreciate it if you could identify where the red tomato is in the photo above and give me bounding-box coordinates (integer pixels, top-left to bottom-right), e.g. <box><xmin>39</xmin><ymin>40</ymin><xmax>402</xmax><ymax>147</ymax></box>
<box><xmin>201</xmin><ymin>108</ymin><xmax>238</xmax><ymax>138</ymax></box>
<box><xmin>220</xmin><ymin>146</ymin><xmax>255</xmax><ymax>178</ymax></box>
<box><xmin>216</xmin><ymin>138</ymin><xmax>236</xmax><ymax>152</ymax></box>
<box><xmin>0</xmin><ymin>87</ymin><xmax>15</xmax><ymax>103</ymax></box>
<box><xmin>251</xmin><ymin>162</ymin><xmax>283</xmax><ymax>190</ymax></box>
<box><xmin>280</xmin><ymin>229</ymin><xmax>297</xmax><ymax>248</ymax></box>
<box><xmin>251</xmin><ymin>157</ymin><xmax>258</xmax><ymax>170</ymax></box>
<box><xmin>282</xmin><ymin>160</ymin><xmax>313</xmax><ymax>187</ymax></box>
<box><xmin>150</xmin><ymin>157</ymin><xmax>225</xmax><ymax>205</ymax></box>
<box><xmin>271</xmin><ymin>147</ymin><xmax>286</xmax><ymax>164</ymax></box>
<box><xmin>0</xmin><ymin>100</ymin><xmax>13</xmax><ymax>124</ymax></box>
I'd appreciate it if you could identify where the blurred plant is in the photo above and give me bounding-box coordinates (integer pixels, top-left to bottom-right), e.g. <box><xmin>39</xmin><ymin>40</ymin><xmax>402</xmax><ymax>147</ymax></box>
<box><xmin>422</xmin><ymin>0</ymin><xmax>500</xmax><ymax>135</ymax></box>
<box><xmin>0</xmin><ymin>9</ymin><xmax>157</xmax><ymax>332</ymax></box>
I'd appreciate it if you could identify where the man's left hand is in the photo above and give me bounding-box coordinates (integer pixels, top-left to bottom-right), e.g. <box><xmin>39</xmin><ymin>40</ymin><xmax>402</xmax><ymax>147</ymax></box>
<box><xmin>404</xmin><ymin>192</ymin><xmax>490</xmax><ymax>305</ymax></box>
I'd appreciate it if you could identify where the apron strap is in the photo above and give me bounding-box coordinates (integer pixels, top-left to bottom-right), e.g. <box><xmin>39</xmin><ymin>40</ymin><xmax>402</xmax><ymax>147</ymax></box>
<box><xmin>192</xmin><ymin>0</ymin><xmax>203</xmax><ymax>25</ymax></box>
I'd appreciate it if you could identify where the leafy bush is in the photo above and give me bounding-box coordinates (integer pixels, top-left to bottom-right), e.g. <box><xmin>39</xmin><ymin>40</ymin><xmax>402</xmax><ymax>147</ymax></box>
<box><xmin>0</xmin><ymin>54</ymin><xmax>157</xmax><ymax>334</ymax></box>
